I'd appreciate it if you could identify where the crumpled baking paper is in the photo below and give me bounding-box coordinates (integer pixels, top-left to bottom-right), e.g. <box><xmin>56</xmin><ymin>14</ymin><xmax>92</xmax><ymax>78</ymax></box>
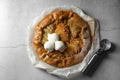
<box><xmin>27</xmin><ymin>6</ymin><xmax>100</xmax><ymax>78</ymax></box>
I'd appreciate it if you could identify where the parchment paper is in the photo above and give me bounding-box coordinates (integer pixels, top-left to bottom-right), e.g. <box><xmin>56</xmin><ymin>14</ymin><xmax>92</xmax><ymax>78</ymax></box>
<box><xmin>27</xmin><ymin>6</ymin><xmax>100</xmax><ymax>78</ymax></box>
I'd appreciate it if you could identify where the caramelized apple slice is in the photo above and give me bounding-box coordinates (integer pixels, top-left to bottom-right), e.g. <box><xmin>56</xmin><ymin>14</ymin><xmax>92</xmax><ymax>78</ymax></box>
<box><xmin>55</xmin><ymin>23</ymin><xmax>70</xmax><ymax>42</ymax></box>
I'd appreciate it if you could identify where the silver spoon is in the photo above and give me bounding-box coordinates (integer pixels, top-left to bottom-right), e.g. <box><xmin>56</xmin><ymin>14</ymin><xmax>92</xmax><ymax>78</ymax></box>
<box><xmin>82</xmin><ymin>39</ymin><xmax>111</xmax><ymax>73</ymax></box>
<box><xmin>100</xmin><ymin>39</ymin><xmax>111</xmax><ymax>51</ymax></box>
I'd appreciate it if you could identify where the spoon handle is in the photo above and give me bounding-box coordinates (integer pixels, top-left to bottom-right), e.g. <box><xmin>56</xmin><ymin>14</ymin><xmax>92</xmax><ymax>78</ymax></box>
<box><xmin>82</xmin><ymin>54</ymin><xmax>99</xmax><ymax>73</ymax></box>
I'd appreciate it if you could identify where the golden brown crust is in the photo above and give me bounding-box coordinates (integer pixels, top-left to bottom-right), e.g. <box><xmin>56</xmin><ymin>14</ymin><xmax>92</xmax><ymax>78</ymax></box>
<box><xmin>32</xmin><ymin>10</ymin><xmax>92</xmax><ymax>68</ymax></box>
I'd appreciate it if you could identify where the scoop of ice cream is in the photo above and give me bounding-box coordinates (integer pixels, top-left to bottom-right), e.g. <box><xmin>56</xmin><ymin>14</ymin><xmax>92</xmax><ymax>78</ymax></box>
<box><xmin>48</xmin><ymin>33</ymin><xmax>59</xmax><ymax>42</ymax></box>
<box><xmin>44</xmin><ymin>41</ymin><xmax>54</xmax><ymax>52</ymax></box>
<box><xmin>55</xmin><ymin>41</ymin><xmax>66</xmax><ymax>52</ymax></box>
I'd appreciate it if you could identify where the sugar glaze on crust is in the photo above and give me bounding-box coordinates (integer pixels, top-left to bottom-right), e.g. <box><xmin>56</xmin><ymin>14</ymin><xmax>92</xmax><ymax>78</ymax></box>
<box><xmin>32</xmin><ymin>10</ymin><xmax>92</xmax><ymax>68</ymax></box>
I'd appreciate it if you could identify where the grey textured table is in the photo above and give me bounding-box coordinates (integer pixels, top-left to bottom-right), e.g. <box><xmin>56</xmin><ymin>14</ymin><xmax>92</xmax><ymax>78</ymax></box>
<box><xmin>0</xmin><ymin>0</ymin><xmax>120</xmax><ymax>80</ymax></box>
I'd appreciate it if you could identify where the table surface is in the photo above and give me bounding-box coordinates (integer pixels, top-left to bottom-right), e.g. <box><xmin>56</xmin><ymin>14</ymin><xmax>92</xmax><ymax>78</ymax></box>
<box><xmin>0</xmin><ymin>0</ymin><xmax>120</xmax><ymax>80</ymax></box>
